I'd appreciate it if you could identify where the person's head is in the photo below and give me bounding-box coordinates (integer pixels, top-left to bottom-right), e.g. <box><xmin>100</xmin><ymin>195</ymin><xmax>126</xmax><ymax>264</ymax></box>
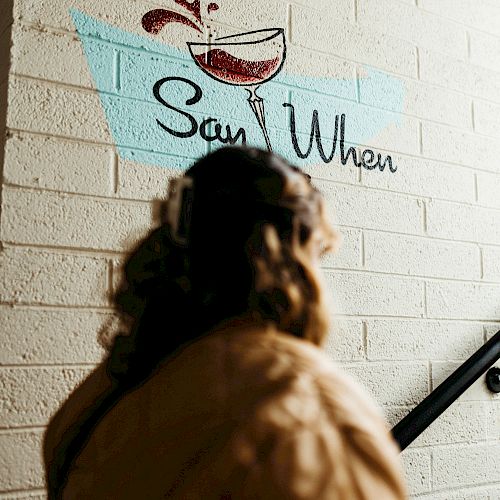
<box><xmin>103</xmin><ymin>147</ymin><xmax>338</xmax><ymax>383</ymax></box>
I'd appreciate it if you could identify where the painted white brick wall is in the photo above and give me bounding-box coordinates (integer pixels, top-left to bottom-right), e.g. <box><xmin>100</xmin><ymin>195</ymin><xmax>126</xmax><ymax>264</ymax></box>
<box><xmin>1</xmin><ymin>0</ymin><xmax>499</xmax><ymax>498</ymax></box>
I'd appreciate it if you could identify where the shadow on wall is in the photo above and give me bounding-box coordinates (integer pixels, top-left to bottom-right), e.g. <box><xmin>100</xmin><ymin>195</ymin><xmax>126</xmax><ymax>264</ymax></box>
<box><xmin>0</xmin><ymin>0</ymin><xmax>13</xmax><ymax>225</ymax></box>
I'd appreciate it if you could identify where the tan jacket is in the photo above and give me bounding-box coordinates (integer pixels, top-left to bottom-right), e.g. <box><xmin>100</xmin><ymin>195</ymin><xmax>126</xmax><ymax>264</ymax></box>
<box><xmin>44</xmin><ymin>324</ymin><xmax>407</xmax><ymax>499</ymax></box>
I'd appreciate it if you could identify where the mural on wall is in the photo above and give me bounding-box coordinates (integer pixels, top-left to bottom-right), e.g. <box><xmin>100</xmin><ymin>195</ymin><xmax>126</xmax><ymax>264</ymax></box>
<box><xmin>70</xmin><ymin>1</ymin><xmax>405</xmax><ymax>172</ymax></box>
<box><xmin>143</xmin><ymin>4</ymin><xmax>286</xmax><ymax>151</ymax></box>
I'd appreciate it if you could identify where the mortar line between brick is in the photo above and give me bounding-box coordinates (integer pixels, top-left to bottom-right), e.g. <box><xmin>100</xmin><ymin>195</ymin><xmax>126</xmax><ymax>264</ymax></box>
<box><xmin>479</xmin><ymin>245</ymin><xmax>484</xmax><ymax>280</ymax></box>
<box><xmin>7</xmin><ymin>127</ymin><xmax>198</xmax><ymax>165</ymax></box>
<box><xmin>8</xmin><ymin>231</ymin><xmax>500</xmax><ymax>277</ymax></box>
<box><xmin>112</xmin><ymin>151</ymin><xmax>119</xmax><ymax>195</ymax></box>
<box><xmin>2</xmin><ymin>147</ymin><xmax>494</xmax><ymax>211</ymax></box>
<box><xmin>360</xmin><ymin>231</ymin><xmax>365</xmax><ymax>267</ymax></box>
<box><xmin>286</xmin><ymin>3</ymin><xmax>292</xmax><ymax>43</ymax></box>
<box><xmin>422</xmin><ymin>199</ymin><xmax>427</xmax><ymax>233</ymax></box>
<box><xmin>415</xmin><ymin>47</ymin><xmax>420</xmax><ymax>79</ymax></box>
<box><xmin>107</xmin><ymin>259</ymin><xmax>114</xmax><ymax>301</ymax></box>
<box><xmin>12</xmin><ymin>71</ymin><xmax>500</xmax><ymax>146</ymax></box>
<box><xmin>429</xmin><ymin>446</ymin><xmax>434</xmax><ymax>492</ymax></box>
<box><xmin>428</xmin><ymin>478</ymin><xmax>500</xmax><ymax>495</ymax></box>
<box><xmin>423</xmin><ymin>281</ymin><xmax>428</xmax><ymax>318</ymax></box>
<box><xmin>0</xmin><ymin>363</ymin><xmax>98</xmax><ymax>369</ymax></box>
<box><xmin>473</xmin><ymin>172</ymin><xmax>479</xmax><ymax>202</ymax></box>
<box><xmin>19</xmin><ymin>18</ymin><xmax>500</xmax><ymax>97</ymax></box>
<box><xmin>337</xmin><ymin>314</ymin><xmax>500</xmax><ymax>323</ymax></box>
<box><xmin>1</xmin><ymin>303</ymin><xmax>115</xmax><ymax>313</ymax></box>
<box><xmin>113</xmin><ymin>49</ymin><xmax>121</xmax><ymax>92</ymax></box>
<box><xmin>0</xmin><ymin>489</ymin><xmax>47</xmax><ymax>498</ymax></box>
<box><xmin>355</xmin><ymin>65</ymin><xmax>361</xmax><ymax>103</ymax></box>
<box><xmin>322</xmin><ymin>266</ymin><xmax>500</xmax><ymax>287</ymax></box>
<box><xmin>9</xmin><ymin>118</ymin><xmax>500</xmax><ymax>182</ymax></box>
<box><xmin>418</xmin><ymin>122</ymin><xmax>423</xmax><ymax>155</ymax></box>
<box><xmin>471</xmin><ymin>100</ymin><xmax>476</xmax><ymax>132</ymax></box>
<box><xmin>3</xmin><ymin>240</ymin><xmax>126</xmax><ymax>257</ymax></box>
<box><xmin>353</xmin><ymin>0</ymin><xmax>358</xmax><ymax>23</ymax></box>
<box><xmin>362</xmin><ymin>321</ymin><xmax>367</xmax><ymax>359</ymax></box>
<box><xmin>466</xmin><ymin>30</ymin><xmax>471</xmax><ymax>60</ymax></box>
<box><xmin>2</xmin><ymin>183</ymin><xmax>153</xmax><ymax>206</ymax></box>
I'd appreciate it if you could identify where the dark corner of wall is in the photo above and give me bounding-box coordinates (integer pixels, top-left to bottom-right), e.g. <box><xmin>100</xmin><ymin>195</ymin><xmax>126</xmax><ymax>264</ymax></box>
<box><xmin>0</xmin><ymin>0</ymin><xmax>14</xmax><ymax>226</ymax></box>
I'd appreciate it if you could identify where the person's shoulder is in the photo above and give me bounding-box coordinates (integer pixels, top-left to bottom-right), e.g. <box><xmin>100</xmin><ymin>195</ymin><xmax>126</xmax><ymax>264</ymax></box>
<box><xmin>210</xmin><ymin>327</ymin><xmax>407</xmax><ymax>499</ymax></box>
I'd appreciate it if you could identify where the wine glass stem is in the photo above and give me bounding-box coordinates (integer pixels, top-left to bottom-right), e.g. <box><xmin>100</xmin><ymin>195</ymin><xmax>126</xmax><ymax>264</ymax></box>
<box><xmin>247</xmin><ymin>87</ymin><xmax>272</xmax><ymax>152</ymax></box>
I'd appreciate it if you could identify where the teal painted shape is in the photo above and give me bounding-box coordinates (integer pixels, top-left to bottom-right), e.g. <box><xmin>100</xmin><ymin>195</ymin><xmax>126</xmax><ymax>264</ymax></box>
<box><xmin>70</xmin><ymin>9</ymin><xmax>405</xmax><ymax>171</ymax></box>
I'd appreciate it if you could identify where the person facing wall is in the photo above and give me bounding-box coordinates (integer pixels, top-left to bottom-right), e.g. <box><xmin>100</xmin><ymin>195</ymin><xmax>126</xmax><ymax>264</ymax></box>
<box><xmin>43</xmin><ymin>147</ymin><xmax>407</xmax><ymax>499</ymax></box>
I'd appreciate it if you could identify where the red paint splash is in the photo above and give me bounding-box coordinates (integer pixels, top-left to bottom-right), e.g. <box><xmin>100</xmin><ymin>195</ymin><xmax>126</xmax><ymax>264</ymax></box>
<box><xmin>142</xmin><ymin>9</ymin><xmax>202</xmax><ymax>34</ymax></box>
<box><xmin>208</xmin><ymin>2</ymin><xmax>219</xmax><ymax>14</ymax></box>
<box><xmin>174</xmin><ymin>0</ymin><xmax>203</xmax><ymax>24</ymax></box>
<box><xmin>195</xmin><ymin>49</ymin><xmax>281</xmax><ymax>84</ymax></box>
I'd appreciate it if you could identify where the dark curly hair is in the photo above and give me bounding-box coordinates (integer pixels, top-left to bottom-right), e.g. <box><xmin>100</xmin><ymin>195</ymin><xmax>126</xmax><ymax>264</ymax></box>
<box><xmin>102</xmin><ymin>147</ymin><xmax>337</xmax><ymax>387</ymax></box>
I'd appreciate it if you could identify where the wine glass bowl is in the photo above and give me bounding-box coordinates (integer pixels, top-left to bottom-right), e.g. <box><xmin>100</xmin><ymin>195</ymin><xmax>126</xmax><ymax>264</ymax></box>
<box><xmin>187</xmin><ymin>28</ymin><xmax>286</xmax><ymax>86</ymax></box>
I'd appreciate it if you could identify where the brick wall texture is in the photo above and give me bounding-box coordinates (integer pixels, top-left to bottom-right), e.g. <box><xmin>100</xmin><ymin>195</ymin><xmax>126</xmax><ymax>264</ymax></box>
<box><xmin>1</xmin><ymin>0</ymin><xmax>499</xmax><ymax>498</ymax></box>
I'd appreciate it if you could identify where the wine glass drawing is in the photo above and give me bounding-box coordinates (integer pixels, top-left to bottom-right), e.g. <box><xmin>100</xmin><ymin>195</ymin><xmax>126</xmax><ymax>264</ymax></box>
<box><xmin>188</xmin><ymin>28</ymin><xmax>286</xmax><ymax>151</ymax></box>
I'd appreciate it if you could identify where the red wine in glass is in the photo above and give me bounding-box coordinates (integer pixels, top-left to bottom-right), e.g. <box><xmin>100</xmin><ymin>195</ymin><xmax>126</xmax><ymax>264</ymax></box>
<box><xmin>188</xmin><ymin>28</ymin><xmax>286</xmax><ymax>151</ymax></box>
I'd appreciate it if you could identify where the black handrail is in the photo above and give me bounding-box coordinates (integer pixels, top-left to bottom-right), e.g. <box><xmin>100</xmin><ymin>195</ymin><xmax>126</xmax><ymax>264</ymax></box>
<box><xmin>391</xmin><ymin>330</ymin><xmax>500</xmax><ymax>451</ymax></box>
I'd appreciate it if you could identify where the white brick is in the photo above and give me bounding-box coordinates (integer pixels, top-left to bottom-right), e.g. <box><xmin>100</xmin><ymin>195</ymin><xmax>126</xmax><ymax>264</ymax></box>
<box><xmin>3</xmin><ymin>134</ymin><xmax>113</xmax><ymax>196</ymax></box>
<box><xmin>11</xmin><ymin>25</ymin><xmax>113</xmax><ymax>91</ymax></box>
<box><xmin>432</xmin><ymin>361</ymin><xmax>499</xmax><ymax>401</ymax></box>
<box><xmin>358</xmin><ymin>0</ymin><xmax>467</xmax><ymax>60</ymax></box>
<box><xmin>344</xmin><ymin>362</ymin><xmax>428</xmax><ymax>405</ymax></box>
<box><xmin>0</xmin><ymin>306</ymin><xmax>106</xmax><ymax>364</ymax></box>
<box><xmin>367</xmin><ymin>320</ymin><xmax>484</xmax><ymax>361</ymax></box>
<box><xmin>433</xmin><ymin>443</ymin><xmax>500</xmax><ymax>489</ymax></box>
<box><xmin>386</xmin><ymin>402</ymin><xmax>490</xmax><ymax>446</ymax></box>
<box><xmin>13</xmin><ymin>0</ymin><xmax>175</xmax><ymax>46</ymax></box>
<box><xmin>414</xmin><ymin>485</ymin><xmax>500</xmax><ymax>500</ymax></box>
<box><xmin>203</xmin><ymin>0</ymin><xmax>287</xmax><ymax>33</ymax></box>
<box><xmin>422</xmin><ymin>121</ymin><xmax>498</xmax><ymax>172</ymax></box>
<box><xmin>427</xmin><ymin>281</ymin><xmax>500</xmax><ymax>321</ymax></box>
<box><xmin>317</xmin><ymin>181</ymin><xmax>424</xmax><ymax>235</ymax></box>
<box><xmin>0</xmin><ymin>247</ymin><xmax>108</xmax><ymax>307</ymax></box>
<box><xmin>0</xmin><ymin>431</ymin><xmax>45</xmax><ymax>491</ymax></box>
<box><xmin>474</xmin><ymin>99</ymin><xmax>500</xmax><ymax>138</ymax></box>
<box><xmin>477</xmin><ymin>171</ymin><xmax>500</xmax><ymax>209</ymax></box>
<box><xmin>291</xmin><ymin>5</ymin><xmax>416</xmax><ymax>77</ymax></box>
<box><xmin>7</xmin><ymin>76</ymin><xmax>112</xmax><ymax>143</ymax></box>
<box><xmin>400</xmin><ymin>448</ymin><xmax>432</xmax><ymax>495</ymax></box>
<box><xmin>365</xmin><ymin>231</ymin><xmax>480</xmax><ymax>280</ymax></box>
<box><xmin>0</xmin><ymin>492</ymin><xmax>46</xmax><ymax>500</ymax></box>
<box><xmin>118</xmin><ymin>155</ymin><xmax>185</xmax><ymax>201</ymax></box>
<box><xmin>289</xmin><ymin>89</ymin><xmax>420</xmax><ymax>156</ymax></box>
<box><xmin>359</xmin><ymin>69</ymin><xmax>472</xmax><ymax>128</ymax></box>
<box><xmin>361</xmin><ymin>154</ymin><xmax>475</xmax><ymax>204</ymax></box>
<box><xmin>427</xmin><ymin>199</ymin><xmax>500</xmax><ymax>245</ymax></box>
<box><xmin>482</xmin><ymin>245</ymin><xmax>500</xmax><ymax>282</ymax></box>
<box><xmin>470</xmin><ymin>30</ymin><xmax>500</xmax><ymax>73</ymax></box>
<box><xmin>323</xmin><ymin>319</ymin><xmax>364</xmax><ymax>362</ymax></box>
<box><xmin>486</xmin><ymin>401</ymin><xmax>500</xmax><ymax>440</ymax></box>
<box><xmin>484</xmin><ymin>323</ymin><xmax>500</xmax><ymax>340</ymax></box>
<box><xmin>320</xmin><ymin>227</ymin><xmax>361</xmax><ymax>269</ymax></box>
<box><xmin>1</xmin><ymin>187</ymin><xmax>153</xmax><ymax>251</ymax></box>
<box><xmin>283</xmin><ymin>45</ymin><xmax>357</xmax><ymax>100</ymax></box>
<box><xmin>0</xmin><ymin>367</ymin><xmax>91</xmax><ymax>427</ymax></box>
<box><xmin>420</xmin><ymin>48</ymin><xmax>500</xmax><ymax>102</ymax></box>
<box><xmin>302</xmin><ymin>156</ymin><xmax>361</xmax><ymax>186</ymax></box>
<box><xmin>325</xmin><ymin>271</ymin><xmax>425</xmax><ymax>317</ymax></box>
<box><xmin>419</xmin><ymin>0</ymin><xmax>500</xmax><ymax>35</ymax></box>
